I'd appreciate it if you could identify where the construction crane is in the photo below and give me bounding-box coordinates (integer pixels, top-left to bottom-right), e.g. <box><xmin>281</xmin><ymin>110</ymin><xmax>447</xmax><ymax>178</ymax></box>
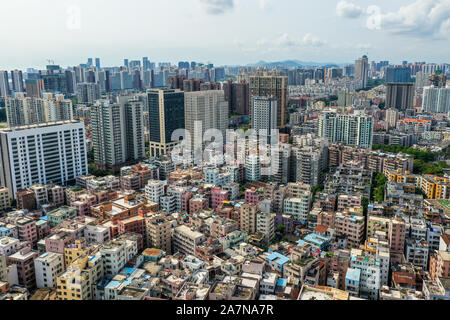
<box><xmin>46</xmin><ymin>59</ymin><xmax>55</xmax><ymax>65</ymax></box>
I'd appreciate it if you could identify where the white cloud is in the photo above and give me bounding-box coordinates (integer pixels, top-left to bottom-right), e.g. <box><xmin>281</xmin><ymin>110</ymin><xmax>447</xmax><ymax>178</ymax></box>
<box><xmin>271</xmin><ymin>33</ymin><xmax>327</xmax><ymax>49</ymax></box>
<box><xmin>441</xmin><ymin>18</ymin><xmax>450</xmax><ymax>34</ymax></box>
<box><xmin>198</xmin><ymin>0</ymin><xmax>234</xmax><ymax>15</ymax></box>
<box><xmin>337</xmin><ymin>0</ymin><xmax>450</xmax><ymax>39</ymax></box>
<box><xmin>336</xmin><ymin>1</ymin><xmax>364</xmax><ymax>18</ymax></box>
<box><xmin>355</xmin><ymin>43</ymin><xmax>372</xmax><ymax>50</ymax></box>
<box><xmin>366</xmin><ymin>0</ymin><xmax>450</xmax><ymax>38</ymax></box>
<box><xmin>301</xmin><ymin>33</ymin><xmax>327</xmax><ymax>47</ymax></box>
<box><xmin>237</xmin><ymin>33</ymin><xmax>326</xmax><ymax>55</ymax></box>
<box><xmin>256</xmin><ymin>37</ymin><xmax>269</xmax><ymax>47</ymax></box>
<box><xmin>275</xmin><ymin>33</ymin><xmax>298</xmax><ymax>48</ymax></box>
<box><xmin>259</xmin><ymin>0</ymin><xmax>271</xmax><ymax>10</ymax></box>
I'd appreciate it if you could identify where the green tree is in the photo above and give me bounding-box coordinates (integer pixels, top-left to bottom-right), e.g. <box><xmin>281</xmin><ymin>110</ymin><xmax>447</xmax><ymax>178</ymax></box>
<box><xmin>276</xmin><ymin>225</ymin><xmax>286</xmax><ymax>234</ymax></box>
<box><xmin>362</xmin><ymin>197</ymin><xmax>369</xmax><ymax>216</ymax></box>
<box><xmin>311</xmin><ymin>184</ymin><xmax>324</xmax><ymax>203</ymax></box>
<box><xmin>371</xmin><ymin>173</ymin><xmax>387</xmax><ymax>203</ymax></box>
<box><xmin>375</xmin><ymin>173</ymin><xmax>387</xmax><ymax>186</ymax></box>
<box><xmin>372</xmin><ymin>144</ymin><xmax>447</xmax><ymax>176</ymax></box>
<box><xmin>87</xmin><ymin>151</ymin><xmax>95</xmax><ymax>163</ymax></box>
<box><xmin>0</xmin><ymin>108</ymin><xmax>6</xmax><ymax>122</ymax></box>
<box><xmin>374</xmin><ymin>186</ymin><xmax>385</xmax><ymax>202</ymax></box>
<box><xmin>88</xmin><ymin>164</ymin><xmax>111</xmax><ymax>177</ymax></box>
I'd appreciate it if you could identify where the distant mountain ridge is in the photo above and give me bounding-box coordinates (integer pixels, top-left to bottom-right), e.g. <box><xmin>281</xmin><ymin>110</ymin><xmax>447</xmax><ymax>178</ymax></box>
<box><xmin>246</xmin><ymin>60</ymin><xmax>349</xmax><ymax>68</ymax></box>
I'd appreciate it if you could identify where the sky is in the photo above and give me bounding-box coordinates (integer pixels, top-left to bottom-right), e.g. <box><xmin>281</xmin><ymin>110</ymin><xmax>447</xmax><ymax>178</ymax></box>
<box><xmin>0</xmin><ymin>0</ymin><xmax>449</xmax><ymax>70</ymax></box>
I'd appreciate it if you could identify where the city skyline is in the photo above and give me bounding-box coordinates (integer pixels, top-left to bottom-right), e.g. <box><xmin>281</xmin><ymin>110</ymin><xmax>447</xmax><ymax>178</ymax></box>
<box><xmin>0</xmin><ymin>0</ymin><xmax>450</xmax><ymax>305</ymax></box>
<box><xmin>0</xmin><ymin>0</ymin><xmax>449</xmax><ymax>70</ymax></box>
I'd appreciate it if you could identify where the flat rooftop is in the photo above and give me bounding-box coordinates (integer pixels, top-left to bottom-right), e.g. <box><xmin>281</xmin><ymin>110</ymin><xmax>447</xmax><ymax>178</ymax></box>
<box><xmin>299</xmin><ymin>286</ymin><xmax>349</xmax><ymax>301</ymax></box>
<box><xmin>9</xmin><ymin>249</ymin><xmax>36</xmax><ymax>260</ymax></box>
<box><xmin>0</xmin><ymin>120</ymin><xmax>81</xmax><ymax>132</ymax></box>
<box><xmin>345</xmin><ymin>268</ymin><xmax>361</xmax><ymax>282</ymax></box>
<box><xmin>118</xmin><ymin>286</ymin><xmax>147</xmax><ymax>299</ymax></box>
<box><xmin>175</xmin><ymin>225</ymin><xmax>204</xmax><ymax>239</ymax></box>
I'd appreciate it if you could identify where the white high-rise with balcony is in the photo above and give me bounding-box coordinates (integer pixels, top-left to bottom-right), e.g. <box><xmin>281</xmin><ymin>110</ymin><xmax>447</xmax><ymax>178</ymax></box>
<box><xmin>184</xmin><ymin>90</ymin><xmax>228</xmax><ymax>149</ymax></box>
<box><xmin>145</xmin><ymin>180</ymin><xmax>165</xmax><ymax>204</ymax></box>
<box><xmin>422</xmin><ymin>86</ymin><xmax>450</xmax><ymax>114</ymax></box>
<box><xmin>0</xmin><ymin>121</ymin><xmax>88</xmax><ymax>199</ymax></box>
<box><xmin>34</xmin><ymin>252</ymin><xmax>65</xmax><ymax>288</ymax></box>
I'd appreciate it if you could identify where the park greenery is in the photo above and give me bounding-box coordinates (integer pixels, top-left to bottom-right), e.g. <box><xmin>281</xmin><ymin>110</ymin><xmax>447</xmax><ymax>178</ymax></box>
<box><xmin>372</xmin><ymin>144</ymin><xmax>449</xmax><ymax>176</ymax></box>
<box><xmin>358</xmin><ymin>79</ymin><xmax>386</xmax><ymax>91</ymax></box>
<box><xmin>87</xmin><ymin>151</ymin><xmax>113</xmax><ymax>177</ymax></box>
<box><xmin>311</xmin><ymin>184</ymin><xmax>324</xmax><ymax>204</ymax></box>
<box><xmin>88</xmin><ymin>164</ymin><xmax>112</xmax><ymax>177</ymax></box>
<box><xmin>362</xmin><ymin>197</ymin><xmax>369</xmax><ymax>216</ymax></box>
<box><xmin>276</xmin><ymin>224</ymin><xmax>286</xmax><ymax>234</ymax></box>
<box><xmin>372</xmin><ymin>173</ymin><xmax>388</xmax><ymax>203</ymax></box>
<box><xmin>317</xmin><ymin>95</ymin><xmax>338</xmax><ymax>105</ymax></box>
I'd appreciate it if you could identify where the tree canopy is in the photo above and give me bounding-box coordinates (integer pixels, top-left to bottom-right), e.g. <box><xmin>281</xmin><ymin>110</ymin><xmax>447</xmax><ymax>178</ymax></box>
<box><xmin>372</xmin><ymin>144</ymin><xmax>449</xmax><ymax>175</ymax></box>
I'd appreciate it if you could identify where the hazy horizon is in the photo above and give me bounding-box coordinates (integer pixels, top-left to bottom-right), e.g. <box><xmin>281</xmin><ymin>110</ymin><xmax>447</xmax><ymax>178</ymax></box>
<box><xmin>1</xmin><ymin>0</ymin><xmax>449</xmax><ymax>70</ymax></box>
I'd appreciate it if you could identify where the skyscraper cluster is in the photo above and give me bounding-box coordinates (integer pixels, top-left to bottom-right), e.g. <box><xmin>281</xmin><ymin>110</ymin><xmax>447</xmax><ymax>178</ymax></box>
<box><xmin>0</xmin><ymin>53</ymin><xmax>449</xmax><ymax>304</ymax></box>
<box><xmin>5</xmin><ymin>93</ymin><xmax>73</xmax><ymax>127</ymax></box>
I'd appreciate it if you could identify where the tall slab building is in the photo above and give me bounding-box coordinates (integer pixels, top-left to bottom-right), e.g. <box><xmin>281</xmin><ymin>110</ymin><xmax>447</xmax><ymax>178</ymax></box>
<box><xmin>355</xmin><ymin>55</ymin><xmax>369</xmax><ymax>89</ymax></box>
<box><xmin>249</xmin><ymin>68</ymin><xmax>287</xmax><ymax>128</ymax></box>
<box><xmin>0</xmin><ymin>121</ymin><xmax>88</xmax><ymax>198</ymax></box>
<box><xmin>91</xmin><ymin>98</ymin><xmax>145</xmax><ymax>172</ymax></box>
<box><xmin>184</xmin><ymin>90</ymin><xmax>229</xmax><ymax>149</ymax></box>
<box><xmin>147</xmin><ymin>89</ymin><xmax>185</xmax><ymax>158</ymax></box>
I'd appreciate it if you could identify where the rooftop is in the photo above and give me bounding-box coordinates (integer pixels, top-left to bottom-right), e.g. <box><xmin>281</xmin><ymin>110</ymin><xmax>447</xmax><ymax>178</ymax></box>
<box><xmin>439</xmin><ymin>277</ymin><xmax>450</xmax><ymax>291</ymax></box>
<box><xmin>143</xmin><ymin>248</ymin><xmax>164</xmax><ymax>258</ymax></box>
<box><xmin>303</xmin><ymin>233</ymin><xmax>330</xmax><ymax>246</ymax></box>
<box><xmin>175</xmin><ymin>225</ymin><xmax>204</xmax><ymax>239</ymax></box>
<box><xmin>299</xmin><ymin>285</ymin><xmax>349</xmax><ymax>301</ymax></box>
<box><xmin>0</xmin><ymin>120</ymin><xmax>81</xmax><ymax>132</ymax></box>
<box><xmin>345</xmin><ymin>268</ymin><xmax>361</xmax><ymax>282</ymax></box>
<box><xmin>232</xmin><ymin>285</ymin><xmax>253</xmax><ymax>299</ymax></box>
<box><xmin>266</xmin><ymin>252</ymin><xmax>290</xmax><ymax>266</ymax></box>
<box><xmin>393</xmin><ymin>272</ymin><xmax>416</xmax><ymax>286</ymax></box>
<box><xmin>118</xmin><ymin>286</ymin><xmax>147</xmax><ymax>299</ymax></box>
<box><xmin>9</xmin><ymin>248</ymin><xmax>37</xmax><ymax>260</ymax></box>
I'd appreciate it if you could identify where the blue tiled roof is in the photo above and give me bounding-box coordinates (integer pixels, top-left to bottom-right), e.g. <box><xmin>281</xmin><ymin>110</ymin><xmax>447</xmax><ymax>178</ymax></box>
<box><xmin>266</xmin><ymin>252</ymin><xmax>290</xmax><ymax>265</ymax></box>
<box><xmin>345</xmin><ymin>268</ymin><xmax>361</xmax><ymax>282</ymax></box>
<box><xmin>303</xmin><ymin>233</ymin><xmax>329</xmax><ymax>246</ymax></box>
<box><xmin>121</xmin><ymin>267</ymin><xmax>135</xmax><ymax>275</ymax></box>
<box><xmin>97</xmin><ymin>277</ymin><xmax>111</xmax><ymax>288</ymax></box>
<box><xmin>105</xmin><ymin>280</ymin><xmax>122</xmax><ymax>289</ymax></box>
<box><xmin>277</xmin><ymin>278</ymin><xmax>288</xmax><ymax>287</ymax></box>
